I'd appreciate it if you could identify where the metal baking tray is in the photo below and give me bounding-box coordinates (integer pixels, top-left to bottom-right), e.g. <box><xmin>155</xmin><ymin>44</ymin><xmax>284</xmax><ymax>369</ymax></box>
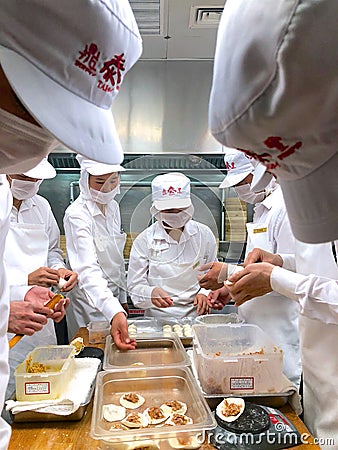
<box><xmin>10</xmin><ymin>361</ymin><xmax>101</xmax><ymax>423</ymax></box>
<box><xmin>91</xmin><ymin>366</ymin><xmax>216</xmax><ymax>448</ymax></box>
<box><xmin>11</xmin><ymin>379</ymin><xmax>95</xmax><ymax>423</ymax></box>
<box><xmin>203</xmin><ymin>389</ymin><xmax>295</xmax><ymax>410</ymax></box>
<box><xmin>127</xmin><ymin>317</ymin><xmax>194</xmax><ymax>347</ymax></box>
<box><xmin>103</xmin><ymin>333</ymin><xmax>190</xmax><ymax>371</ymax></box>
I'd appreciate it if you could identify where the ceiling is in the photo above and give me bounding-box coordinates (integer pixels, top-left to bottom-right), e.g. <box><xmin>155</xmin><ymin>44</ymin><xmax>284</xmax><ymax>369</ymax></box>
<box><xmin>130</xmin><ymin>0</ymin><xmax>225</xmax><ymax>59</ymax></box>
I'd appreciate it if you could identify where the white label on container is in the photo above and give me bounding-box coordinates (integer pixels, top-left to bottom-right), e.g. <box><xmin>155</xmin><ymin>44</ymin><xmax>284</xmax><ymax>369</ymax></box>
<box><xmin>230</xmin><ymin>377</ymin><xmax>254</xmax><ymax>390</ymax></box>
<box><xmin>25</xmin><ymin>381</ymin><xmax>50</xmax><ymax>395</ymax></box>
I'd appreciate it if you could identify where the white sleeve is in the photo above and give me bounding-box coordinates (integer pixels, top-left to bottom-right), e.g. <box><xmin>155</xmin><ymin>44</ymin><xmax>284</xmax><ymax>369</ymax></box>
<box><xmin>271</xmin><ymin>266</ymin><xmax>338</xmax><ymax>324</ymax></box>
<box><xmin>127</xmin><ymin>234</ymin><xmax>153</xmax><ymax>310</ymax></box>
<box><xmin>64</xmin><ymin>211</ymin><xmax>124</xmax><ymax>322</ymax></box>
<box><xmin>46</xmin><ymin>207</ymin><xmax>65</xmax><ymax>270</ymax></box>
<box><xmin>9</xmin><ymin>285</ymin><xmax>32</xmax><ymax>301</ymax></box>
<box><xmin>198</xmin><ymin>226</ymin><xmax>218</xmax><ymax>297</ymax></box>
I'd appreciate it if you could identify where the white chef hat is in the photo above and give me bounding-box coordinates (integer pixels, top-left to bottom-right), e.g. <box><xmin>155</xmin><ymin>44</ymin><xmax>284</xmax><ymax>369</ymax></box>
<box><xmin>209</xmin><ymin>0</ymin><xmax>338</xmax><ymax>243</ymax></box>
<box><xmin>76</xmin><ymin>155</ymin><xmax>125</xmax><ymax>175</ymax></box>
<box><xmin>152</xmin><ymin>173</ymin><xmax>192</xmax><ymax>211</ymax></box>
<box><xmin>23</xmin><ymin>157</ymin><xmax>56</xmax><ymax>179</ymax></box>
<box><xmin>219</xmin><ymin>149</ymin><xmax>254</xmax><ymax>188</ymax></box>
<box><xmin>0</xmin><ymin>0</ymin><xmax>142</xmax><ymax>165</ymax></box>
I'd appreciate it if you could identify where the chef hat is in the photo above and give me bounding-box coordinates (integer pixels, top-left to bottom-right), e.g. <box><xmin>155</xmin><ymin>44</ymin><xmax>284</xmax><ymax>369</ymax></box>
<box><xmin>76</xmin><ymin>155</ymin><xmax>125</xmax><ymax>176</ymax></box>
<box><xmin>152</xmin><ymin>173</ymin><xmax>192</xmax><ymax>211</ymax></box>
<box><xmin>0</xmin><ymin>0</ymin><xmax>142</xmax><ymax>165</ymax></box>
<box><xmin>209</xmin><ymin>0</ymin><xmax>338</xmax><ymax>243</ymax></box>
<box><xmin>23</xmin><ymin>157</ymin><xmax>56</xmax><ymax>179</ymax></box>
<box><xmin>219</xmin><ymin>149</ymin><xmax>254</xmax><ymax>188</ymax></box>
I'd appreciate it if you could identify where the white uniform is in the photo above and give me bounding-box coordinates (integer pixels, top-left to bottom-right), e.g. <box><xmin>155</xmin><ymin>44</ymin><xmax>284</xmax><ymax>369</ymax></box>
<box><xmin>4</xmin><ymin>194</ymin><xmax>65</xmax><ymax>400</ymax></box>
<box><xmin>271</xmin><ymin>241</ymin><xmax>338</xmax><ymax>446</ymax></box>
<box><xmin>0</xmin><ymin>176</ymin><xmax>12</xmax><ymax>448</ymax></box>
<box><xmin>64</xmin><ymin>193</ymin><xmax>126</xmax><ymax>339</ymax></box>
<box><xmin>238</xmin><ymin>185</ymin><xmax>301</xmax><ymax>387</ymax></box>
<box><xmin>127</xmin><ymin>220</ymin><xmax>217</xmax><ymax>319</ymax></box>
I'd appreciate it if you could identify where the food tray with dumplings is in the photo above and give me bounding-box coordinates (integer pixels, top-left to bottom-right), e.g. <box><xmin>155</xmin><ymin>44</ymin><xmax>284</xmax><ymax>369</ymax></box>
<box><xmin>90</xmin><ymin>366</ymin><xmax>216</xmax><ymax>449</ymax></box>
<box><xmin>127</xmin><ymin>317</ymin><xmax>194</xmax><ymax>347</ymax></box>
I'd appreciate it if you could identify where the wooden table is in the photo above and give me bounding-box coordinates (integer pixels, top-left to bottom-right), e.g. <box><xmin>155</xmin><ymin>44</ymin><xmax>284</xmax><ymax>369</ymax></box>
<box><xmin>8</xmin><ymin>328</ymin><xmax>319</xmax><ymax>450</ymax></box>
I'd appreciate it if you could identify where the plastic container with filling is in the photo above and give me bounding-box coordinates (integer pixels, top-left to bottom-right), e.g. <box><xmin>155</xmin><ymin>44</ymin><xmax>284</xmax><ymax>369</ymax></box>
<box><xmin>15</xmin><ymin>345</ymin><xmax>75</xmax><ymax>401</ymax></box>
<box><xmin>91</xmin><ymin>366</ymin><xmax>216</xmax><ymax>449</ymax></box>
<box><xmin>192</xmin><ymin>324</ymin><xmax>284</xmax><ymax>395</ymax></box>
<box><xmin>195</xmin><ymin>313</ymin><xmax>244</xmax><ymax>326</ymax></box>
<box><xmin>87</xmin><ymin>320</ymin><xmax>110</xmax><ymax>344</ymax></box>
<box><xmin>103</xmin><ymin>333</ymin><xmax>190</xmax><ymax>371</ymax></box>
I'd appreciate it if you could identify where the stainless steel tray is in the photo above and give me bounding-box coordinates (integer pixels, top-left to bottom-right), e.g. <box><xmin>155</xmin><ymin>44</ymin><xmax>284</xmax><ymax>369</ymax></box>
<box><xmin>128</xmin><ymin>317</ymin><xmax>194</xmax><ymax>347</ymax></box>
<box><xmin>11</xmin><ymin>362</ymin><xmax>101</xmax><ymax>422</ymax></box>
<box><xmin>103</xmin><ymin>333</ymin><xmax>190</xmax><ymax>371</ymax></box>
<box><xmin>203</xmin><ymin>389</ymin><xmax>295</xmax><ymax>410</ymax></box>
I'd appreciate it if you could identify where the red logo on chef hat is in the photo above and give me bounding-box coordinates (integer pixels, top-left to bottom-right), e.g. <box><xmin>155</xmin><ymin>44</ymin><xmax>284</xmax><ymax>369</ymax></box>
<box><xmin>238</xmin><ymin>136</ymin><xmax>303</xmax><ymax>172</ymax></box>
<box><xmin>74</xmin><ymin>42</ymin><xmax>126</xmax><ymax>93</ymax></box>
<box><xmin>225</xmin><ymin>161</ymin><xmax>236</xmax><ymax>170</ymax></box>
<box><xmin>162</xmin><ymin>186</ymin><xmax>182</xmax><ymax>196</ymax></box>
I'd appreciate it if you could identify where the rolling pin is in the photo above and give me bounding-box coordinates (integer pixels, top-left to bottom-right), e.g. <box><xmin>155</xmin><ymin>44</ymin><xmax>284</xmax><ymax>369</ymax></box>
<box><xmin>8</xmin><ymin>293</ymin><xmax>64</xmax><ymax>349</ymax></box>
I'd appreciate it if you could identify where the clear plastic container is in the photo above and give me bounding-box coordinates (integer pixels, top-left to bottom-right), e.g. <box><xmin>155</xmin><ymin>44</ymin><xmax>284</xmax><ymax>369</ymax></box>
<box><xmin>87</xmin><ymin>320</ymin><xmax>110</xmax><ymax>344</ymax></box>
<box><xmin>192</xmin><ymin>324</ymin><xmax>284</xmax><ymax>395</ymax></box>
<box><xmin>15</xmin><ymin>345</ymin><xmax>75</xmax><ymax>401</ymax></box>
<box><xmin>195</xmin><ymin>313</ymin><xmax>244</xmax><ymax>326</ymax></box>
<box><xmin>91</xmin><ymin>366</ymin><xmax>216</xmax><ymax>449</ymax></box>
<box><xmin>103</xmin><ymin>333</ymin><xmax>190</xmax><ymax>371</ymax></box>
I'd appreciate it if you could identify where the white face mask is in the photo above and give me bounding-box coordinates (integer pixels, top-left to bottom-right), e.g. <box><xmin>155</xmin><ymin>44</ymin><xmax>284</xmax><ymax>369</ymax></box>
<box><xmin>235</xmin><ymin>184</ymin><xmax>265</xmax><ymax>204</ymax></box>
<box><xmin>159</xmin><ymin>205</ymin><xmax>194</xmax><ymax>229</ymax></box>
<box><xmin>89</xmin><ymin>185</ymin><xmax>120</xmax><ymax>204</ymax></box>
<box><xmin>9</xmin><ymin>178</ymin><xmax>42</xmax><ymax>200</ymax></box>
<box><xmin>0</xmin><ymin>107</ymin><xmax>58</xmax><ymax>174</ymax></box>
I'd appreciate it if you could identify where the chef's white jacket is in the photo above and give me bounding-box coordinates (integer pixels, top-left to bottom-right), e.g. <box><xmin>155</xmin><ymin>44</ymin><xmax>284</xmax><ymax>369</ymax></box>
<box><xmin>271</xmin><ymin>240</ymin><xmax>338</xmax><ymax>325</ymax></box>
<box><xmin>239</xmin><ymin>186</ymin><xmax>301</xmax><ymax>386</ymax></box>
<box><xmin>127</xmin><ymin>220</ymin><xmax>217</xmax><ymax>312</ymax></box>
<box><xmin>0</xmin><ymin>176</ymin><xmax>13</xmax><ymax>447</ymax></box>
<box><xmin>64</xmin><ymin>197</ymin><xmax>125</xmax><ymax>323</ymax></box>
<box><xmin>9</xmin><ymin>195</ymin><xmax>65</xmax><ymax>292</ymax></box>
<box><xmin>271</xmin><ymin>240</ymin><xmax>338</xmax><ymax>444</ymax></box>
<box><xmin>4</xmin><ymin>194</ymin><xmax>65</xmax><ymax>403</ymax></box>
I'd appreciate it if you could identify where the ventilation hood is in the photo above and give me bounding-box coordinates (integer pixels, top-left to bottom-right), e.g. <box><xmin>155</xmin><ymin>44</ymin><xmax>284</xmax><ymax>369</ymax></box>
<box><xmin>130</xmin><ymin>0</ymin><xmax>225</xmax><ymax>59</ymax></box>
<box><xmin>52</xmin><ymin>1</ymin><xmax>227</xmax><ymax>156</ymax></box>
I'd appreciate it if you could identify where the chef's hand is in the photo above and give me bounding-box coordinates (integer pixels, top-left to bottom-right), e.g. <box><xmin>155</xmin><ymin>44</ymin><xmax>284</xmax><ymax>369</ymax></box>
<box><xmin>207</xmin><ymin>286</ymin><xmax>232</xmax><ymax>310</ymax></box>
<box><xmin>28</xmin><ymin>266</ymin><xmax>59</xmax><ymax>287</ymax></box>
<box><xmin>198</xmin><ymin>262</ymin><xmax>228</xmax><ymax>290</ymax></box>
<box><xmin>57</xmin><ymin>268</ymin><xmax>78</xmax><ymax>291</ymax></box>
<box><xmin>151</xmin><ymin>287</ymin><xmax>173</xmax><ymax>308</ymax></box>
<box><xmin>8</xmin><ymin>286</ymin><xmax>54</xmax><ymax>335</ymax></box>
<box><xmin>193</xmin><ymin>293</ymin><xmax>210</xmax><ymax>315</ymax></box>
<box><xmin>244</xmin><ymin>247</ymin><xmax>283</xmax><ymax>267</ymax></box>
<box><xmin>8</xmin><ymin>301</ymin><xmax>50</xmax><ymax>335</ymax></box>
<box><xmin>111</xmin><ymin>312</ymin><xmax>136</xmax><ymax>351</ymax></box>
<box><xmin>49</xmin><ymin>296</ymin><xmax>70</xmax><ymax>323</ymax></box>
<box><xmin>226</xmin><ymin>262</ymin><xmax>274</xmax><ymax>306</ymax></box>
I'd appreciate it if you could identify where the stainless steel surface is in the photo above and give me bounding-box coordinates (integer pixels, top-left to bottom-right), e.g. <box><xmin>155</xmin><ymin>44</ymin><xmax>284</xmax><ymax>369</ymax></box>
<box><xmin>112</xmin><ymin>60</ymin><xmax>222</xmax><ymax>154</ymax></box>
<box><xmin>51</xmin><ymin>60</ymin><xmax>223</xmax><ymax>155</ymax></box>
<box><xmin>103</xmin><ymin>334</ymin><xmax>190</xmax><ymax>370</ymax></box>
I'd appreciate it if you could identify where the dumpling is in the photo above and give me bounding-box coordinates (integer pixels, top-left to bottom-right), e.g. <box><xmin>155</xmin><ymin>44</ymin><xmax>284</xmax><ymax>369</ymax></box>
<box><xmin>120</xmin><ymin>393</ymin><xmax>145</xmax><ymax>409</ymax></box>
<box><xmin>216</xmin><ymin>398</ymin><xmax>245</xmax><ymax>423</ymax></box>
<box><xmin>144</xmin><ymin>406</ymin><xmax>170</xmax><ymax>425</ymax></box>
<box><xmin>103</xmin><ymin>403</ymin><xmax>126</xmax><ymax>422</ymax></box>
<box><xmin>122</xmin><ymin>412</ymin><xmax>148</xmax><ymax>428</ymax></box>
<box><xmin>160</xmin><ymin>400</ymin><xmax>187</xmax><ymax>416</ymax></box>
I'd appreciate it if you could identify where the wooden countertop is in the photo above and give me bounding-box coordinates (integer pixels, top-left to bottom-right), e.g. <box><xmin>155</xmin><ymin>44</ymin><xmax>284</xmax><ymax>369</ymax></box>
<box><xmin>8</xmin><ymin>328</ymin><xmax>319</xmax><ymax>450</ymax></box>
